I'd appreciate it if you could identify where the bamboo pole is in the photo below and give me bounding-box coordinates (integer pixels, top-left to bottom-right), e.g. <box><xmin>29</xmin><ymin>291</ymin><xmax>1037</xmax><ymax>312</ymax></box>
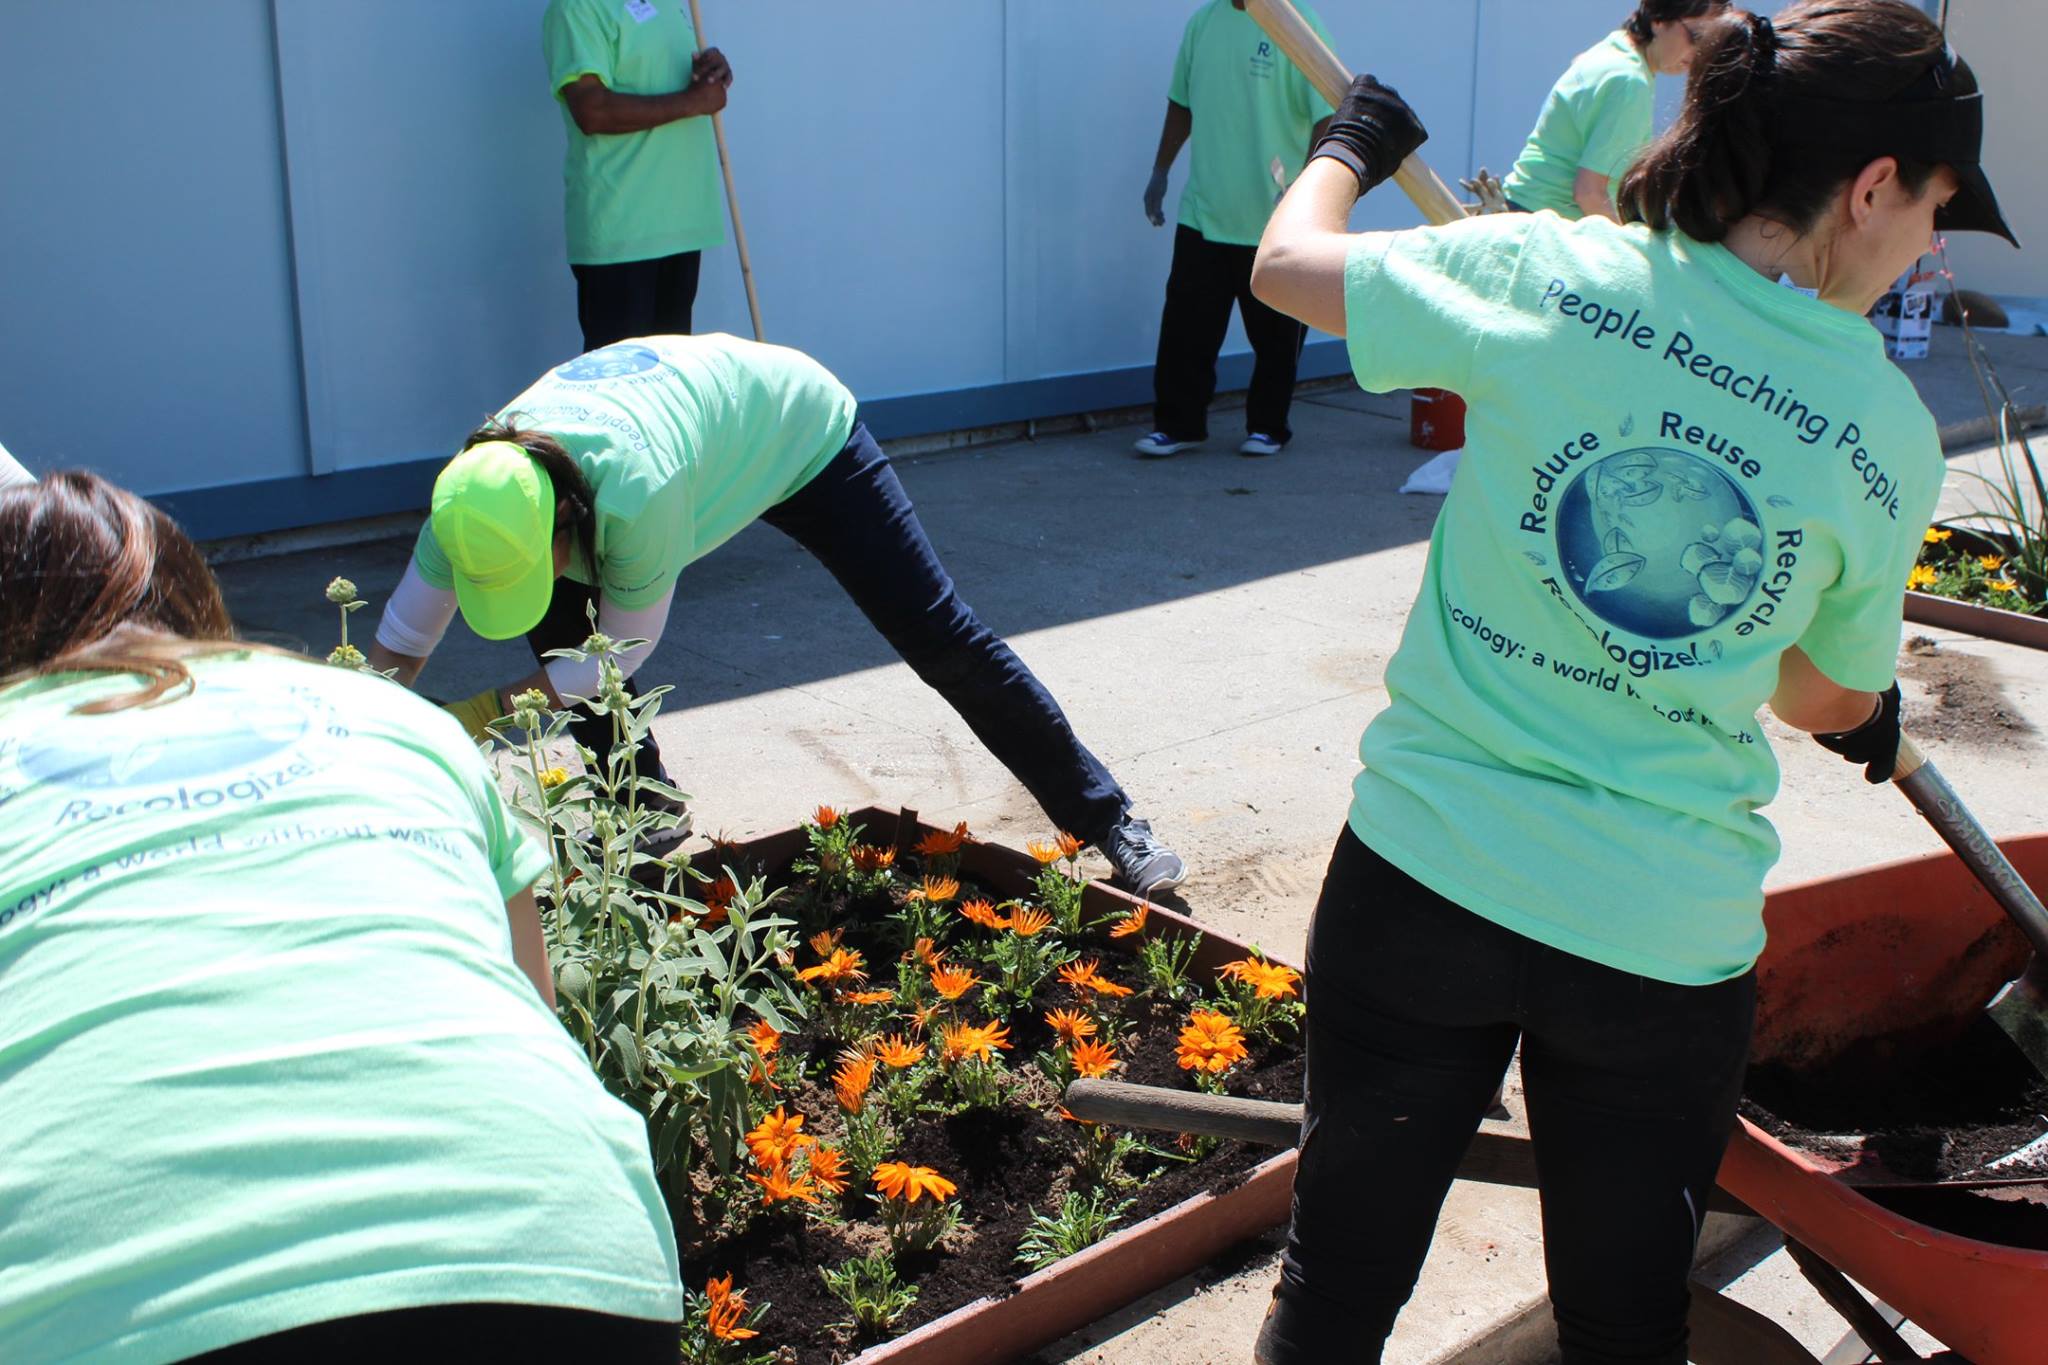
<box><xmin>685</xmin><ymin>0</ymin><xmax>764</xmax><ymax>341</ymax></box>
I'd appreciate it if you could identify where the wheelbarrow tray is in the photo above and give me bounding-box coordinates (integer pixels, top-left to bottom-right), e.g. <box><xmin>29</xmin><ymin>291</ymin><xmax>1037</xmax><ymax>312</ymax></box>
<box><xmin>1721</xmin><ymin>834</ymin><xmax>2048</xmax><ymax>1365</ymax></box>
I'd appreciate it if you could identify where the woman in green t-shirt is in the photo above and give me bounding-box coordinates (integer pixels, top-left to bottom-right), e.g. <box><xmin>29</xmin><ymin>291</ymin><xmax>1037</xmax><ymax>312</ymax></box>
<box><xmin>1502</xmin><ymin>1</ymin><xmax>1725</xmax><ymax>221</ymax></box>
<box><xmin>0</xmin><ymin>474</ymin><xmax>683</xmax><ymax>1361</ymax></box>
<box><xmin>1249</xmin><ymin>2</ymin><xmax>2014</xmax><ymax>1360</ymax></box>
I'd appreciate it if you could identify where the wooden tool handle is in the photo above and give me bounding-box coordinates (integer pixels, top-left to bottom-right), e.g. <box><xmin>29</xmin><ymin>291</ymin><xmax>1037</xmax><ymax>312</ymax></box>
<box><xmin>685</xmin><ymin>0</ymin><xmax>765</xmax><ymax>341</ymax></box>
<box><xmin>1892</xmin><ymin>734</ymin><xmax>2048</xmax><ymax>960</ymax></box>
<box><xmin>1244</xmin><ymin>0</ymin><xmax>1466</xmax><ymax>227</ymax></box>
<box><xmin>1064</xmin><ymin>1078</ymin><xmax>1303</xmax><ymax>1147</ymax></box>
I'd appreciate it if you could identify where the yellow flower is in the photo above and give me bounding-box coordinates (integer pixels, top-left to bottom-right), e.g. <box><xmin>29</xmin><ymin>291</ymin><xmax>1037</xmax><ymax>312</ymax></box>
<box><xmin>939</xmin><ymin>1019</ymin><xmax>1013</xmax><ymax>1063</ymax></box>
<box><xmin>537</xmin><ymin>766</ymin><xmax>569</xmax><ymax>789</ymax></box>
<box><xmin>1989</xmin><ymin>578</ymin><xmax>2021</xmax><ymax>594</ymax></box>
<box><xmin>1906</xmin><ymin>564</ymin><xmax>1939</xmax><ymax>591</ymax></box>
<box><xmin>1176</xmin><ymin>1010</ymin><xmax>1249</xmax><ymax>1074</ymax></box>
<box><xmin>704</xmin><ymin>1274</ymin><xmax>760</xmax><ymax>1341</ymax></box>
<box><xmin>1070</xmin><ymin>1037</ymin><xmax>1121</xmax><ymax>1079</ymax></box>
<box><xmin>1925</xmin><ymin>527</ymin><xmax>1953</xmax><ymax>544</ymax></box>
<box><xmin>1109</xmin><ymin>902</ymin><xmax>1150</xmax><ymax>939</ymax></box>
<box><xmin>743</xmin><ymin>1105</ymin><xmax>817</xmax><ymax>1168</ymax></box>
<box><xmin>872</xmin><ymin>1161</ymin><xmax>957</xmax><ymax>1205</ymax></box>
<box><xmin>1980</xmin><ymin>554</ymin><xmax>2006</xmax><ymax>572</ymax></box>
<box><xmin>1221</xmin><ymin>957</ymin><xmax>1302</xmax><ymax>1000</ymax></box>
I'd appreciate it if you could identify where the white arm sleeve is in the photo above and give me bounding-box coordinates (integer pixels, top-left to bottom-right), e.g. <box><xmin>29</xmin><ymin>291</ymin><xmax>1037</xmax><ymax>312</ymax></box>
<box><xmin>374</xmin><ymin>560</ymin><xmax>460</xmax><ymax>657</ymax></box>
<box><xmin>542</xmin><ymin>585</ymin><xmax>673</xmax><ymax>700</ymax></box>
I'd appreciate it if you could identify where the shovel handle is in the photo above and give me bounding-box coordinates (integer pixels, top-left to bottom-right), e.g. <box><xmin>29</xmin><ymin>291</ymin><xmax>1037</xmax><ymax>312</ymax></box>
<box><xmin>1064</xmin><ymin>1078</ymin><xmax>1303</xmax><ymax>1148</ymax></box>
<box><xmin>1893</xmin><ymin>734</ymin><xmax>2048</xmax><ymax>960</ymax></box>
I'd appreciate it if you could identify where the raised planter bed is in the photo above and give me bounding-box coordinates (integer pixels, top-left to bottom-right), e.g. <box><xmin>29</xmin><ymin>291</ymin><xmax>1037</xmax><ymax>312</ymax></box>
<box><xmin>1904</xmin><ymin>590</ymin><xmax>2048</xmax><ymax>652</ymax></box>
<box><xmin>705</xmin><ymin>807</ymin><xmax>1301</xmax><ymax>1365</ymax></box>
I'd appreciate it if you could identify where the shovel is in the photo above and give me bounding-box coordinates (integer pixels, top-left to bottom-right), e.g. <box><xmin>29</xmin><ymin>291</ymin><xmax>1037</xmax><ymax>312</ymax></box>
<box><xmin>1892</xmin><ymin>734</ymin><xmax>2048</xmax><ymax>1079</ymax></box>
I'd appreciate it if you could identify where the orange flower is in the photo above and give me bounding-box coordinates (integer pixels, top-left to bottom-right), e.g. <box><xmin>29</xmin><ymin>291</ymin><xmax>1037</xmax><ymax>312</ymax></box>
<box><xmin>747</xmin><ymin>1020</ymin><xmax>782</xmax><ymax>1057</ymax></box>
<box><xmin>914</xmin><ymin>875</ymin><xmax>960</xmax><ymax>904</ymax></box>
<box><xmin>1109</xmin><ymin>902</ymin><xmax>1150</xmax><ymax>939</ymax></box>
<box><xmin>1056</xmin><ymin>832</ymin><xmax>1084</xmax><ymax>859</ymax></box>
<box><xmin>847</xmin><ymin>988</ymin><xmax>896</xmax><ymax>1006</ymax></box>
<box><xmin>907</xmin><ymin>1001</ymin><xmax>942</xmax><ymax>1032</ymax></box>
<box><xmin>705</xmin><ymin>1274</ymin><xmax>759</xmax><ymax>1342</ymax></box>
<box><xmin>1221</xmin><ymin>957</ymin><xmax>1301</xmax><ymax>1000</ymax></box>
<box><xmin>850</xmin><ymin>843</ymin><xmax>896</xmax><ymax>872</ymax></box>
<box><xmin>872</xmin><ymin>1161</ymin><xmax>958</xmax><ymax>1204</ymax></box>
<box><xmin>1044</xmin><ymin>1008</ymin><xmax>1098</xmax><ymax>1045</ymax></box>
<box><xmin>1059</xmin><ymin>958</ymin><xmax>1134</xmax><ymax>998</ymax></box>
<box><xmin>808</xmin><ymin>1145</ymin><xmax>850</xmax><ymax>1195</ymax></box>
<box><xmin>940</xmin><ymin>1019</ymin><xmax>1013</xmax><ymax>1063</ymax></box>
<box><xmin>1070</xmin><ymin>1037</ymin><xmax>1120</xmax><ymax>1079</ymax></box>
<box><xmin>958</xmin><ymin>898</ymin><xmax>1010</xmax><ymax>930</ymax></box>
<box><xmin>745</xmin><ymin>1106</ymin><xmax>817</xmax><ymax>1168</ymax></box>
<box><xmin>914</xmin><ymin>822</ymin><xmax>970</xmax><ymax>856</ymax></box>
<box><xmin>702</xmin><ymin>874</ymin><xmax>737</xmax><ymax>913</ymax></box>
<box><xmin>1008</xmin><ymin>907</ymin><xmax>1053</xmax><ymax>937</ymax></box>
<box><xmin>908</xmin><ymin>936</ymin><xmax>941</xmax><ymax>965</ymax></box>
<box><xmin>834</xmin><ymin>1054</ymin><xmax>876</xmax><ymax>1113</ymax></box>
<box><xmin>748</xmin><ymin>1164</ymin><xmax>822</xmax><ymax>1205</ymax></box>
<box><xmin>808</xmin><ymin>927</ymin><xmax>844</xmax><ymax>958</ymax></box>
<box><xmin>930</xmin><ymin>961</ymin><xmax>982</xmax><ymax>1000</ymax></box>
<box><xmin>1026</xmin><ymin>839</ymin><xmax>1065</xmax><ymax>865</ymax></box>
<box><xmin>813</xmin><ymin>805</ymin><xmax>841</xmax><ymax>830</ymax></box>
<box><xmin>1176</xmin><ymin>1010</ymin><xmax>1249</xmax><ymax>1074</ymax></box>
<box><xmin>875</xmin><ymin>1034</ymin><xmax>928</xmax><ymax>1068</ymax></box>
<box><xmin>797</xmin><ymin>947</ymin><xmax>868</xmax><ymax>985</ymax></box>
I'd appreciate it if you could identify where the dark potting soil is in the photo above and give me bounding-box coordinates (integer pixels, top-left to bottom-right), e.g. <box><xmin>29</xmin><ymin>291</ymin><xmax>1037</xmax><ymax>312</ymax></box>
<box><xmin>676</xmin><ymin>874</ymin><xmax>1304</xmax><ymax>1364</ymax></box>
<box><xmin>1740</xmin><ymin>1015</ymin><xmax>2048</xmax><ymax>1184</ymax></box>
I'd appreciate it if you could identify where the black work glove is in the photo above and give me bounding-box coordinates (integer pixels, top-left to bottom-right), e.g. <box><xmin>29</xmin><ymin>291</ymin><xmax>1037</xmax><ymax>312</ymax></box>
<box><xmin>1813</xmin><ymin>682</ymin><xmax>1903</xmax><ymax>784</ymax></box>
<box><xmin>1310</xmin><ymin>74</ymin><xmax>1428</xmax><ymax>196</ymax></box>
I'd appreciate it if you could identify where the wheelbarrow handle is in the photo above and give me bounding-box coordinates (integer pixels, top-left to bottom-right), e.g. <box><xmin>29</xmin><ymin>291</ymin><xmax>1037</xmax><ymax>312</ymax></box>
<box><xmin>1893</xmin><ymin>734</ymin><xmax>2048</xmax><ymax>962</ymax></box>
<box><xmin>1064</xmin><ymin>1078</ymin><xmax>1303</xmax><ymax>1148</ymax></box>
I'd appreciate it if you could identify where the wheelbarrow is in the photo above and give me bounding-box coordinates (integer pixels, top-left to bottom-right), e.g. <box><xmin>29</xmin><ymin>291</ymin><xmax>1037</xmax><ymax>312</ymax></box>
<box><xmin>1066</xmin><ymin>833</ymin><xmax>2048</xmax><ymax>1365</ymax></box>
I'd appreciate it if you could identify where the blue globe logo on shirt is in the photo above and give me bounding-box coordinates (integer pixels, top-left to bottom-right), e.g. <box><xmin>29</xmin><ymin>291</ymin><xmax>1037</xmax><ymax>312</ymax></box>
<box><xmin>17</xmin><ymin>695</ymin><xmax>311</xmax><ymax>789</ymax></box>
<box><xmin>1556</xmin><ymin>447</ymin><xmax>1764</xmax><ymax>640</ymax></box>
<box><xmin>555</xmin><ymin>344</ymin><xmax>661</xmax><ymax>382</ymax></box>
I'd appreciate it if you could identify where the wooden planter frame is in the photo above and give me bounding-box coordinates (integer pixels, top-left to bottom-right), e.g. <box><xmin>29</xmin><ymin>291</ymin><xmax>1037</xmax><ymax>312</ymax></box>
<box><xmin>1904</xmin><ymin>590</ymin><xmax>2048</xmax><ymax>651</ymax></box>
<box><xmin>711</xmin><ymin>806</ymin><xmax>1297</xmax><ymax>1365</ymax></box>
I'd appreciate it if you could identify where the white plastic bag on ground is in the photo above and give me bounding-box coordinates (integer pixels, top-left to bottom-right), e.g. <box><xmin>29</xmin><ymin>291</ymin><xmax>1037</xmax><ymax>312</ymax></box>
<box><xmin>1400</xmin><ymin>447</ymin><xmax>1461</xmax><ymax>495</ymax></box>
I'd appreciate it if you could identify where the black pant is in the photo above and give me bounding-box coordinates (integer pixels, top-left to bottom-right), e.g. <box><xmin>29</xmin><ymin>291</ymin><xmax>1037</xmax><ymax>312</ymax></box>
<box><xmin>1263</xmin><ymin>828</ymin><xmax>1755</xmax><ymax>1365</ymax></box>
<box><xmin>530</xmin><ymin>423</ymin><xmax>1133</xmax><ymax>844</ymax></box>
<box><xmin>571</xmin><ymin>251</ymin><xmax>703</xmax><ymax>352</ymax></box>
<box><xmin>1152</xmin><ymin>224</ymin><xmax>1307</xmax><ymax>443</ymax></box>
<box><xmin>187</xmin><ymin>1301</ymin><xmax>678</xmax><ymax>1362</ymax></box>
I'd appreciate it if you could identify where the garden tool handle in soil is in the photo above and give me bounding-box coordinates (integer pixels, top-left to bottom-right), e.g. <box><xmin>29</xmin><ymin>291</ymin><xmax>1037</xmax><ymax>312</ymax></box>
<box><xmin>1064</xmin><ymin>1079</ymin><xmax>1304</xmax><ymax>1148</ymax></box>
<box><xmin>686</xmin><ymin>0</ymin><xmax>763</xmax><ymax>341</ymax></box>
<box><xmin>1893</xmin><ymin>734</ymin><xmax>2048</xmax><ymax>962</ymax></box>
<box><xmin>1243</xmin><ymin>0</ymin><xmax>1466</xmax><ymax>227</ymax></box>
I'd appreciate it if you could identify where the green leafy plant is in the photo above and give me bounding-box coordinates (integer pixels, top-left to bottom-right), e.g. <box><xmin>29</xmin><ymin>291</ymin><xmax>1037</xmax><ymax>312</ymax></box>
<box><xmin>1136</xmin><ymin>931</ymin><xmax>1203</xmax><ymax>1002</ymax></box>
<box><xmin>1015</xmin><ymin>1188</ymin><xmax>1137</xmax><ymax>1271</ymax></box>
<box><xmin>1912</xmin><ymin>525</ymin><xmax>2042</xmax><ymax>615</ymax></box>
<box><xmin>820</xmin><ymin>1252</ymin><xmax>920</xmax><ymax>1339</ymax></box>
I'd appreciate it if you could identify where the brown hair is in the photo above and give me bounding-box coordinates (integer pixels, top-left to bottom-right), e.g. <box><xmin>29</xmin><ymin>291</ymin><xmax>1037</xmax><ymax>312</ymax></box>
<box><xmin>1618</xmin><ymin>0</ymin><xmax>1946</xmax><ymax>241</ymax></box>
<box><xmin>0</xmin><ymin>472</ymin><xmax>260</xmax><ymax>713</ymax></box>
<box><xmin>463</xmin><ymin>415</ymin><xmax>598</xmax><ymax>564</ymax></box>
<box><xmin>1623</xmin><ymin>0</ymin><xmax>1723</xmax><ymax>47</ymax></box>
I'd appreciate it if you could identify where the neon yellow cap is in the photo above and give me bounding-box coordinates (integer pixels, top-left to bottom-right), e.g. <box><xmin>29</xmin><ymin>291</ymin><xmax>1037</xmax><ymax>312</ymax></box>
<box><xmin>430</xmin><ymin>441</ymin><xmax>556</xmax><ymax>641</ymax></box>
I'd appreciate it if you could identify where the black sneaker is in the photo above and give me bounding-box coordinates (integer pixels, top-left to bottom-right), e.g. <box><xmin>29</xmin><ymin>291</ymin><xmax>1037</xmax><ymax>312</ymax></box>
<box><xmin>1099</xmin><ymin>816</ymin><xmax>1187</xmax><ymax>894</ymax></box>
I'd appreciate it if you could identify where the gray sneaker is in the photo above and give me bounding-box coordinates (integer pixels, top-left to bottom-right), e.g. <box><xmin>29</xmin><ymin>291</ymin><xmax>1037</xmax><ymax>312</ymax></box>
<box><xmin>1099</xmin><ymin>816</ymin><xmax>1187</xmax><ymax>894</ymax></box>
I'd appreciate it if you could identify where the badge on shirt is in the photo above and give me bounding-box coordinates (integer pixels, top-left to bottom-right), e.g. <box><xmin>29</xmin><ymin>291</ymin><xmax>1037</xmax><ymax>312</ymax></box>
<box><xmin>624</xmin><ymin>0</ymin><xmax>658</xmax><ymax>23</ymax></box>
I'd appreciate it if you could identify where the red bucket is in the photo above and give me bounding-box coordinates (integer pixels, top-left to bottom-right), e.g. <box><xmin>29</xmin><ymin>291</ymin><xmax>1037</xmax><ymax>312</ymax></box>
<box><xmin>1410</xmin><ymin>388</ymin><xmax>1467</xmax><ymax>450</ymax></box>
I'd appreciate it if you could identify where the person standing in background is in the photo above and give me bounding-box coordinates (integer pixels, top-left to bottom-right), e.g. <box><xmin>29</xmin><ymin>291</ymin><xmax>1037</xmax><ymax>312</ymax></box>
<box><xmin>1501</xmin><ymin>1</ymin><xmax>1725</xmax><ymax>221</ymax></box>
<box><xmin>543</xmin><ymin>0</ymin><xmax>734</xmax><ymax>352</ymax></box>
<box><xmin>1136</xmin><ymin>0</ymin><xmax>1333</xmax><ymax>461</ymax></box>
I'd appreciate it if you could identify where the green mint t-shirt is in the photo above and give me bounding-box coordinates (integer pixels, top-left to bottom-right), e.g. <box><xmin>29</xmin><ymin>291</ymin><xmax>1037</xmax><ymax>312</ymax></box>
<box><xmin>1502</xmin><ymin>31</ymin><xmax>1655</xmax><ymax>219</ymax></box>
<box><xmin>416</xmin><ymin>333</ymin><xmax>858</xmax><ymax>610</ymax></box>
<box><xmin>0</xmin><ymin>655</ymin><xmax>681</xmax><ymax>1362</ymax></box>
<box><xmin>1170</xmin><ymin>1</ymin><xmax>1336</xmax><ymax>247</ymax></box>
<box><xmin>1342</xmin><ymin>213</ymin><xmax>1942</xmax><ymax>985</ymax></box>
<box><xmin>543</xmin><ymin>0</ymin><xmax>725</xmax><ymax>265</ymax></box>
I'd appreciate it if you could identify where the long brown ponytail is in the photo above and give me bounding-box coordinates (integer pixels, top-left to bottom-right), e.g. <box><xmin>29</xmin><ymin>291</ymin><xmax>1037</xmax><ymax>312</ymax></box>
<box><xmin>1618</xmin><ymin>0</ymin><xmax>1947</xmax><ymax>242</ymax></box>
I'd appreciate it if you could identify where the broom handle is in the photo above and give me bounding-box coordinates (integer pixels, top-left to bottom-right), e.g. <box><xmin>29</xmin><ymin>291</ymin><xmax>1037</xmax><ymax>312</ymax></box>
<box><xmin>1243</xmin><ymin>0</ymin><xmax>1466</xmax><ymax>227</ymax></box>
<box><xmin>1894</xmin><ymin>735</ymin><xmax>2048</xmax><ymax>960</ymax></box>
<box><xmin>686</xmin><ymin>0</ymin><xmax>764</xmax><ymax>341</ymax></box>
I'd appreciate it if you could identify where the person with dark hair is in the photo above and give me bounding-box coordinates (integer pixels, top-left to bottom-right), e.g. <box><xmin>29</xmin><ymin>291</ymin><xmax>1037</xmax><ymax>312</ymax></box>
<box><xmin>1502</xmin><ymin>1</ymin><xmax>1726</xmax><ymax>221</ymax></box>
<box><xmin>368</xmin><ymin>332</ymin><xmax>1188</xmax><ymax>894</ymax></box>
<box><xmin>0</xmin><ymin>473</ymin><xmax>684</xmax><ymax>1361</ymax></box>
<box><xmin>1248</xmin><ymin>1</ymin><xmax>2014</xmax><ymax>1358</ymax></box>
<box><xmin>1133</xmin><ymin>0</ymin><xmax>1335</xmax><ymax>461</ymax></box>
<box><xmin>543</xmin><ymin>0</ymin><xmax>733</xmax><ymax>352</ymax></box>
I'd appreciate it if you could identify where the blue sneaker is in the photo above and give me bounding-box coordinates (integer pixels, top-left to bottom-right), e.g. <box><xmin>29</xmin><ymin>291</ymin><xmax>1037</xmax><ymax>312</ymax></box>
<box><xmin>1135</xmin><ymin>431</ymin><xmax>1201</xmax><ymax>458</ymax></box>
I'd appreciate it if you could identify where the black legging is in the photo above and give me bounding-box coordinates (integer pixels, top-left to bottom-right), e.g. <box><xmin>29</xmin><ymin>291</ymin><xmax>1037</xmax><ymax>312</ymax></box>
<box><xmin>187</xmin><ymin>1302</ymin><xmax>678</xmax><ymax>1362</ymax></box>
<box><xmin>1261</xmin><ymin>828</ymin><xmax>1755</xmax><ymax>1365</ymax></box>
